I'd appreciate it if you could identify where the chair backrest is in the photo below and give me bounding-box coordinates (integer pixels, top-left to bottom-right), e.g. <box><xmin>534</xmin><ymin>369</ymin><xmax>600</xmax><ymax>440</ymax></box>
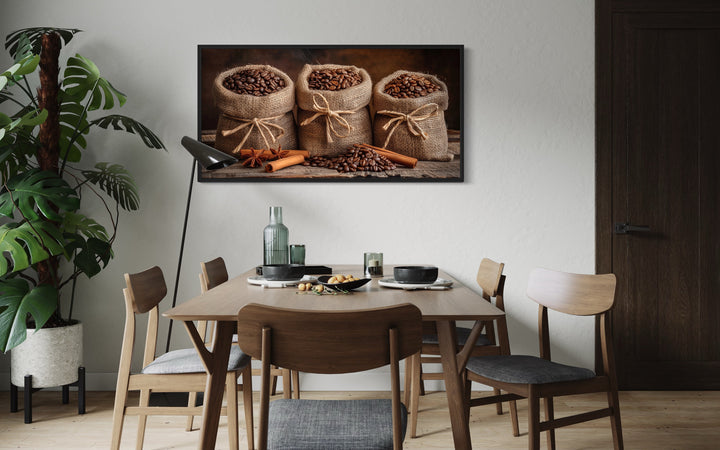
<box><xmin>476</xmin><ymin>257</ymin><xmax>504</xmax><ymax>299</ymax></box>
<box><xmin>238</xmin><ymin>303</ymin><xmax>422</xmax><ymax>450</ymax></box>
<box><xmin>237</xmin><ymin>303</ymin><xmax>422</xmax><ymax>373</ymax></box>
<box><xmin>122</xmin><ymin>266</ymin><xmax>167</xmax><ymax>369</ymax></box>
<box><xmin>125</xmin><ymin>266</ymin><xmax>167</xmax><ymax>314</ymax></box>
<box><xmin>526</xmin><ymin>268</ymin><xmax>616</xmax><ymax>316</ymax></box>
<box><xmin>198</xmin><ymin>257</ymin><xmax>230</xmax><ymax>343</ymax></box>
<box><xmin>527</xmin><ymin>267</ymin><xmax>617</xmax><ymax>366</ymax></box>
<box><xmin>200</xmin><ymin>257</ymin><xmax>229</xmax><ymax>293</ymax></box>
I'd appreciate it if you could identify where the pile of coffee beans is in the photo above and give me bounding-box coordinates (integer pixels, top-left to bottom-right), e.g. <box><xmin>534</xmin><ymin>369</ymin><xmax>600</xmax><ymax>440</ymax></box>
<box><xmin>308</xmin><ymin>68</ymin><xmax>362</xmax><ymax>91</ymax></box>
<box><xmin>383</xmin><ymin>73</ymin><xmax>441</xmax><ymax>98</ymax></box>
<box><xmin>303</xmin><ymin>144</ymin><xmax>396</xmax><ymax>173</ymax></box>
<box><xmin>222</xmin><ymin>68</ymin><xmax>286</xmax><ymax>96</ymax></box>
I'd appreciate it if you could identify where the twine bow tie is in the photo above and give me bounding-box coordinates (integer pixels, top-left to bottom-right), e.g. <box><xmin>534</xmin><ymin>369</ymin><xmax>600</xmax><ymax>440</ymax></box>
<box><xmin>376</xmin><ymin>103</ymin><xmax>440</xmax><ymax>149</ymax></box>
<box><xmin>299</xmin><ymin>93</ymin><xmax>359</xmax><ymax>143</ymax></box>
<box><xmin>221</xmin><ymin>113</ymin><xmax>286</xmax><ymax>152</ymax></box>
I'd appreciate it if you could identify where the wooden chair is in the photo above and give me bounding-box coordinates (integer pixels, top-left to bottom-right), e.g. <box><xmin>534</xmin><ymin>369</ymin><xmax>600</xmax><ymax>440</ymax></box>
<box><xmin>110</xmin><ymin>266</ymin><xmax>254</xmax><ymax>450</ymax></box>
<box><xmin>236</xmin><ymin>303</ymin><xmax>423</xmax><ymax>450</ymax></box>
<box><xmin>465</xmin><ymin>268</ymin><xmax>624</xmax><ymax>449</ymax></box>
<box><xmin>405</xmin><ymin>258</ymin><xmax>518</xmax><ymax>437</ymax></box>
<box><xmin>199</xmin><ymin>257</ymin><xmax>300</xmax><ymax>400</ymax></box>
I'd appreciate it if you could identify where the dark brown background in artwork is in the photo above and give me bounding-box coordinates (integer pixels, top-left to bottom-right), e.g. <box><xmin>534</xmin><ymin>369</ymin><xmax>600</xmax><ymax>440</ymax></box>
<box><xmin>198</xmin><ymin>46</ymin><xmax>462</xmax><ymax>133</ymax></box>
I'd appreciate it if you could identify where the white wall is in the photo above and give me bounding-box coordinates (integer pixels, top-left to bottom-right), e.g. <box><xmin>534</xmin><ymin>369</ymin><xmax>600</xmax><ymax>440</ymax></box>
<box><xmin>0</xmin><ymin>0</ymin><xmax>595</xmax><ymax>391</ymax></box>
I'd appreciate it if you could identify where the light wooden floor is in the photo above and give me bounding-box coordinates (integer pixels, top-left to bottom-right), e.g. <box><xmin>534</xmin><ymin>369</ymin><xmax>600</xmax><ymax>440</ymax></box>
<box><xmin>1</xmin><ymin>390</ymin><xmax>718</xmax><ymax>449</ymax></box>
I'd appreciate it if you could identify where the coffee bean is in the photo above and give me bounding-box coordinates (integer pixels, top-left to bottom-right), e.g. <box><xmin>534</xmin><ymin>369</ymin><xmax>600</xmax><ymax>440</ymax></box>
<box><xmin>304</xmin><ymin>144</ymin><xmax>397</xmax><ymax>173</ymax></box>
<box><xmin>222</xmin><ymin>68</ymin><xmax>286</xmax><ymax>96</ymax></box>
<box><xmin>383</xmin><ymin>73</ymin><xmax>441</xmax><ymax>98</ymax></box>
<box><xmin>308</xmin><ymin>68</ymin><xmax>362</xmax><ymax>91</ymax></box>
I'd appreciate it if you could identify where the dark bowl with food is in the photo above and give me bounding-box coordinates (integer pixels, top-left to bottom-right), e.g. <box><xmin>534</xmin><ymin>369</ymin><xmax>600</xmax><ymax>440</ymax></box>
<box><xmin>317</xmin><ymin>275</ymin><xmax>371</xmax><ymax>291</ymax></box>
<box><xmin>393</xmin><ymin>266</ymin><xmax>439</xmax><ymax>284</ymax></box>
<box><xmin>262</xmin><ymin>264</ymin><xmax>305</xmax><ymax>281</ymax></box>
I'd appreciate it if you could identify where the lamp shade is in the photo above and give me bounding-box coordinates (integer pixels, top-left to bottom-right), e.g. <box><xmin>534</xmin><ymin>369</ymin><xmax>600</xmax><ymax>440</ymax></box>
<box><xmin>180</xmin><ymin>136</ymin><xmax>238</xmax><ymax>170</ymax></box>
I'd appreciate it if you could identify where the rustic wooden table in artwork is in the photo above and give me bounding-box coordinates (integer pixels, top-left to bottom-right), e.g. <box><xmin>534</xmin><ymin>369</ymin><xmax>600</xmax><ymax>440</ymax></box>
<box><xmin>163</xmin><ymin>265</ymin><xmax>507</xmax><ymax>450</ymax></box>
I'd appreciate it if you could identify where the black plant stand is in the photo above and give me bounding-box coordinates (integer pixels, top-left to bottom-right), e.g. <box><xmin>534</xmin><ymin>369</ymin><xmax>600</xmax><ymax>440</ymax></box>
<box><xmin>10</xmin><ymin>366</ymin><xmax>86</xmax><ymax>423</ymax></box>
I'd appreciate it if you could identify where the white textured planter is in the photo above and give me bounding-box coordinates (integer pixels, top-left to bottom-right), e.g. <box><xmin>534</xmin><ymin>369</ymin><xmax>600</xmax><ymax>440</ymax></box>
<box><xmin>10</xmin><ymin>321</ymin><xmax>83</xmax><ymax>388</ymax></box>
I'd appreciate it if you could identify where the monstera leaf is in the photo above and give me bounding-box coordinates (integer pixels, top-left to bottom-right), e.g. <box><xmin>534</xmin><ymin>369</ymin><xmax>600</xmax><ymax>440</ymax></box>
<box><xmin>0</xmin><ymin>53</ymin><xmax>39</xmax><ymax>91</ymax></box>
<box><xmin>0</xmin><ymin>279</ymin><xmax>57</xmax><ymax>352</ymax></box>
<box><xmin>91</xmin><ymin>115</ymin><xmax>165</xmax><ymax>149</ymax></box>
<box><xmin>0</xmin><ymin>169</ymin><xmax>80</xmax><ymax>221</ymax></box>
<box><xmin>0</xmin><ymin>221</ymin><xmax>66</xmax><ymax>276</ymax></box>
<box><xmin>64</xmin><ymin>233</ymin><xmax>112</xmax><ymax>278</ymax></box>
<box><xmin>57</xmin><ymin>101</ymin><xmax>89</xmax><ymax>163</ymax></box>
<box><xmin>5</xmin><ymin>27</ymin><xmax>81</xmax><ymax>61</ymax></box>
<box><xmin>62</xmin><ymin>211</ymin><xmax>109</xmax><ymax>241</ymax></box>
<box><xmin>81</xmin><ymin>163</ymin><xmax>139</xmax><ymax>210</ymax></box>
<box><xmin>63</xmin><ymin>54</ymin><xmax>126</xmax><ymax>111</ymax></box>
<box><xmin>0</xmin><ymin>127</ymin><xmax>41</xmax><ymax>180</ymax></box>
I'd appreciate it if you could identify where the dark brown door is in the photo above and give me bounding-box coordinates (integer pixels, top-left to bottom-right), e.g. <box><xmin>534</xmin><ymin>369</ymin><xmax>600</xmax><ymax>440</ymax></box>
<box><xmin>597</xmin><ymin>9</ymin><xmax>720</xmax><ymax>389</ymax></box>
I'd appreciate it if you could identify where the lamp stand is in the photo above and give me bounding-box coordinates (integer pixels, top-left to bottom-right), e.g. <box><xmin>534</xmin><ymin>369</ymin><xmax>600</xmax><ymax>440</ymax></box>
<box><xmin>165</xmin><ymin>157</ymin><xmax>197</xmax><ymax>353</ymax></box>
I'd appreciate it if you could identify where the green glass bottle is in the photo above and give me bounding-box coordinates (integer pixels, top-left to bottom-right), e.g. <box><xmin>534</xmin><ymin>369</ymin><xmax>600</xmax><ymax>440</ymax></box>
<box><xmin>263</xmin><ymin>206</ymin><xmax>289</xmax><ymax>265</ymax></box>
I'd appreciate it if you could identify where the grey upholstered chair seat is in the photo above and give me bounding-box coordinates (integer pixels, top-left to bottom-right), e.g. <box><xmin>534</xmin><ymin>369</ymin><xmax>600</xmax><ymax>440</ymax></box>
<box><xmin>267</xmin><ymin>399</ymin><xmax>407</xmax><ymax>450</ymax></box>
<box><xmin>422</xmin><ymin>326</ymin><xmax>492</xmax><ymax>346</ymax></box>
<box><xmin>142</xmin><ymin>346</ymin><xmax>250</xmax><ymax>374</ymax></box>
<box><xmin>467</xmin><ymin>355</ymin><xmax>596</xmax><ymax>384</ymax></box>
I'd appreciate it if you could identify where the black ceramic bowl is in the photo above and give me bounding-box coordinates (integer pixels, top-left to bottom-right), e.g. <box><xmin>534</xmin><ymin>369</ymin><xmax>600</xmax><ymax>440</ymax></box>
<box><xmin>393</xmin><ymin>266</ymin><xmax>439</xmax><ymax>284</ymax></box>
<box><xmin>262</xmin><ymin>264</ymin><xmax>305</xmax><ymax>281</ymax></box>
<box><xmin>318</xmin><ymin>275</ymin><xmax>371</xmax><ymax>291</ymax></box>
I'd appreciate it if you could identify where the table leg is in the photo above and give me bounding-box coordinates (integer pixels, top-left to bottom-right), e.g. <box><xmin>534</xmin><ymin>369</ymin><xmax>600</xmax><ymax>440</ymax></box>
<box><xmin>436</xmin><ymin>320</ymin><xmax>471</xmax><ymax>450</ymax></box>
<box><xmin>184</xmin><ymin>320</ymin><xmax>235</xmax><ymax>450</ymax></box>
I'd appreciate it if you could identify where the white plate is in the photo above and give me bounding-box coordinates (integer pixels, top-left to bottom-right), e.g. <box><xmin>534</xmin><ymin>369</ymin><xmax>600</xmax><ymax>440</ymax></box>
<box><xmin>247</xmin><ymin>275</ymin><xmax>316</xmax><ymax>288</ymax></box>
<box><xmin>378</xmin><ymin>278</ymin><xmax>453</xmax><ymax>290</ymax></box>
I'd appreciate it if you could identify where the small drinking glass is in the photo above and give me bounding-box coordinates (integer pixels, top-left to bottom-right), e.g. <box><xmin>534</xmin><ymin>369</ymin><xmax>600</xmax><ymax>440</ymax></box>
<box><xmin>290</xmin><ymin>244</ymin><xmax>306</xmax><ymax>265</ymax></box>
<box><xmin>364</xmin><ymin>252</ymin><xmax>383</xmax><ymax>277</ymax></box>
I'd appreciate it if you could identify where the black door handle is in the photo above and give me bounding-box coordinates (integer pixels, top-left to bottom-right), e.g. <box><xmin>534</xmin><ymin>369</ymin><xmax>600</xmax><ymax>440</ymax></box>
<box><xmin>614</xmin><ymin>222</ymin><xmax>651</xmax><ymax>234</ymax></box>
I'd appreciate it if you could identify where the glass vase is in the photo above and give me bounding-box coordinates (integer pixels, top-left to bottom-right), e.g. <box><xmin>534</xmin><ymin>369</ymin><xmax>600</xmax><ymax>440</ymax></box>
<box><xmin>263</xmin><ymin>206</ymin><xmax>289</xmax><ymax>265</ymax></box>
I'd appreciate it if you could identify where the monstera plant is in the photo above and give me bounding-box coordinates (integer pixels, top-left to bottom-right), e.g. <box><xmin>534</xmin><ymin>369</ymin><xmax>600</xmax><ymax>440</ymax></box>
<box><xmin>0</xmin><ymin>27</ymin><xmax>165</xmax><ymax>354</ymax></box>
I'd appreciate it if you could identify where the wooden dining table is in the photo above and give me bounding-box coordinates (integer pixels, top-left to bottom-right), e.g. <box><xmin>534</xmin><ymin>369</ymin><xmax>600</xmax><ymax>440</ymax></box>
<box><xmin>163</xmin><ymin>265</ymin><xmax>509</xmax><ymax>450</ymax></box>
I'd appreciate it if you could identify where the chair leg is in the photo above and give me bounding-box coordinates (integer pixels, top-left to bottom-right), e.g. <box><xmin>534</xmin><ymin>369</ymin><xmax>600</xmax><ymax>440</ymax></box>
<box><xmin>409</xmin><ymin>352</ymin><xmax>421</xmax><ymax>438</ymax></box>
<box><xmin>282</xmin><ymin>368</ymin><xmax>292</xmax><ymax>399</ymax></box>
<box><xmin>186</xmin><ymin>392</ymin><xmax>197</xmax><ymax>431</ymax></box>
<box><xmin>291</xmin><ymin>370</ymin><xmax>300</xmax><ymax>399</ymax></box>
<box><xmin>226</xmin><ymin>373</ymin><xmax>239</xmax><ymax>450</ymax></box>
<box><xmin>270</xmin><ymin>365</ymin><xmax>279</xmax><ymax>396</ymax></box>
<box><xmin>110</xmin><ymin>377</ymin><xmax>130</xmax><ymax>450</ymax></box>
<box><xmin>464</xmin><ymin>376</ymin><xmax>472</xmax><ymax>427</ymax></box>
<box><xmin>528</xmin><ymin>386</ymin><xmax>541</xmax><ymax>450</ymax></box>
<box><xmin>545</xmin><ymin>396</ymin><xmax>556</xmax><ymax>450</ymax></box>
<box><xmin>136</xmin><ymin>389</ymin><xmax>150</xmax><ymax>450</ymax></box>
<box><xmin>608</xmin><ymin>388</ymin><xmax>624</xmax><ymax>450</ymax></box>
<box><xmin>403</xmin><ymin>353</ymin><xmax>414</xmax><ymax>406</ymax></box>
<box><xmin>419</xmin><ymin>361</ymin><xmax>426</xmax><ymax>396</ymax></box>
<box><xmin>241</xmin><ymin>365</ymin><xmax>255</xmax><ymax>450</ymax></box>
<box><xmin>494</xmin><ymin>388</ymin><xmax>503</xmax><ymax>415</ymax></box>
<box><xmin>510</xmin><ymin>398</ymin><xmax>520</xmax><ymax>437</ymax></box>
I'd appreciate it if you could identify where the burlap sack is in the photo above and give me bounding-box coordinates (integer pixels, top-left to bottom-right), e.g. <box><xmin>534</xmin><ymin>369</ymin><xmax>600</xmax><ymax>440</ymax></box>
<box><xmin>213</xmin><ymin>65</ymin><xmax>297</xmax><ymax>155</ymax></box>
<box><xmin>296</xmin><ymin>64</ymin><xmax>372</xmax><ymax>156</ymax></box>
<box><xmin>372</xmin><ymin>70</ymin><xmax>452</xmax><ymax>161</ymax></box>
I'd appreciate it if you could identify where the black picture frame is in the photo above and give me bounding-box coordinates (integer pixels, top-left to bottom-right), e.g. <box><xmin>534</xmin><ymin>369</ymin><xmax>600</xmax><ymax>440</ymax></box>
<box><xmin>197</xmin><ymin>44</ymin><xmax>463</xmax><ymax>182</ymax></box>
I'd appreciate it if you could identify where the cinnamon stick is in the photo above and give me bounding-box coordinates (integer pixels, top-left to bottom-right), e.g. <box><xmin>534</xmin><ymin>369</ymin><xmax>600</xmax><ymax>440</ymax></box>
<box><xmin>360</xmin><ymin>143</ymin><xmax>418</xmax><ymax>168</ymax></box>
<box><xmin>234</xmin><ymin>149</ymin><xmax>309</xmax><ymax>159</ymax></box>
<box><xmin>265</xmin><ymin>154</ymin><xmax>306</xmax><ymax>173</ymax></box>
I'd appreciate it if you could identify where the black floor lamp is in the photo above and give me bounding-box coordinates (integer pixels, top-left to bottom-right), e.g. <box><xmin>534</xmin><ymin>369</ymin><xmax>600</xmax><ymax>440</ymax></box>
<box><xmin>164</xmin><ymin>136</ymin><xmax>238</xmax><ymax>353</ymax></box>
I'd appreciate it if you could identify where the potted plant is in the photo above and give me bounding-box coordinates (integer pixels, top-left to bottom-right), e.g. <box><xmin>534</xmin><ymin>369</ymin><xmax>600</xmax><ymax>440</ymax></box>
<box><xmin>0</xmin><ymin>27</ymin><xmax>165</xmax><ymax>388</ymax></box>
